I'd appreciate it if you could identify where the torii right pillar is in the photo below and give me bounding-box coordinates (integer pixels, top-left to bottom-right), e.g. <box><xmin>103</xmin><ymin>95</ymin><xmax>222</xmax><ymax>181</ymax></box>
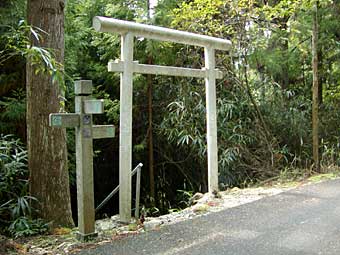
<box><xmin>205</xmin><ymin>46</ymin><xmax>218</xmax><ymax>192</ymax></box>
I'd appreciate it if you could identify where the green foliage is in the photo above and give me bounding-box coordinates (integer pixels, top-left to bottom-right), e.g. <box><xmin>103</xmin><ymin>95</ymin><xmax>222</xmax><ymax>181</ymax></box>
<box><xmin>0</xmin><ymin>89</ymin><xmax>25</xmax><ymax>134</ymax></box>
<box><xmin>176</xmin><ymin>190</ymin><xmax>193</xmax><ymax>208</ymax></box>
<box><xmin>0</xmin><ymin>0</ymin><xmax>26</xmax><ymax>28</ymax></box>
<box><xmin>104</xmin><ymin>98</ymin><xmax>120</xmax><ymax>124</ymax></box>
<box><xmin>166</xmin><ymin>0</ymin><xmax>340</xmax><ymax>189</ymax></box>
<box><xmin>172</xmin><ymin>0</ymin><xmax>225</xmax><ymax>36</ymax></box>
<box><xmin>141</xmin><ymin>205</ymin><xmax>160</xmax><ymax>217</ymax></box>
<box><xmin>8</xmin><ymin>217</ymin><xmax>48</xmax><ymax>238</ymax></box>
<box><xmin>0</xmin><ymin>135</ymin><xmax>28</xmax><ymax>200</ymax></box>
<box><xmin>0</xmin><ymin>135</ymin><xmax>48</xmax><ymax>237</ymax></box>
<box><xmin>0</xmin><ymin>20</ymin><xmax>65</xmax><ymax>87</ymax></box>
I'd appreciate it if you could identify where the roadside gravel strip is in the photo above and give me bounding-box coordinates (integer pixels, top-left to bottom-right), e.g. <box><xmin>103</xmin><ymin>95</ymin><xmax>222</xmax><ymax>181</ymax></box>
<box><xmin>24</xmin><ymin>183</ymin><xmax>293</xmax><ymax>255</ymax></box>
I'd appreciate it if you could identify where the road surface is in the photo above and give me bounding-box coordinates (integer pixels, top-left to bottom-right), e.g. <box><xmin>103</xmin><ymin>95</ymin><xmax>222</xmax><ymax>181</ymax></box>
<box><xmin>74</xmin><ymin>179</ymin><xmax>340</xmax><ymax>255</ymax></box>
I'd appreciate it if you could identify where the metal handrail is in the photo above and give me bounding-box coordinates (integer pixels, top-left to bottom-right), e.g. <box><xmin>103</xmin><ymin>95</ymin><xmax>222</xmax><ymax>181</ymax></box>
<box><xmin>95</xmin><ymin>163</ymin><xmax>143</xmax><ymax>218</ymax></box>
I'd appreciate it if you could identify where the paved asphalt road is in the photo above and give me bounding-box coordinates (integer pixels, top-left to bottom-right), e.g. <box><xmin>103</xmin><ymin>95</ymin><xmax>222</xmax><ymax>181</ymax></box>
<box><xmin>75</xmin><ymin>179</ymin><xmax>340</xmax><ymax>255</ymax></box>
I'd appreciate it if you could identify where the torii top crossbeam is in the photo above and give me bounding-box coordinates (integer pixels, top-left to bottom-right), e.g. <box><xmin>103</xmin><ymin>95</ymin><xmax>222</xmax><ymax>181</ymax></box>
<box><xmin>92</xmin><ymin>16</ymin><xmax>231</xmax><ymax>223</ymax></box>
<box><xmin>93</xmin><ymin>16</ymin><xmax>231</xmax><ymax>50</ymax></box>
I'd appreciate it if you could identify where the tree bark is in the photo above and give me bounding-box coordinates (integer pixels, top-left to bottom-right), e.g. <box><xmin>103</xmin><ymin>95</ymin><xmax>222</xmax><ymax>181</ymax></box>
<box><xmin>317</xmin><ymin>41</ymin><xmax>323</xmax><ymax>105</ymax></box>
<box><xmin>27</xmin><ymin>0</ymin><xmax>74</xmax><ymax>227</ymax></box>
<box><xmin>147</xmin><ymin>57</ymin><xmax>155</xmax><ymax>202</ymax></box>
<box><xmin>312</xmin><ymin>1</ymin><xmax>320</xmax><ymax>172</ymax></box>
<box><xmin>147</xmin><ymin>0</ymin><xmax>155</xmax><ymax>204</ymax></box>
<box><xmin>268</xmin><ymin>0</ymin><xmax>290</xmax><ymax>90</ymax></box>
<box><xmin>281</xmin><ymin>32</ymin><xmax>289</xmax><ymax>90</ymax></box>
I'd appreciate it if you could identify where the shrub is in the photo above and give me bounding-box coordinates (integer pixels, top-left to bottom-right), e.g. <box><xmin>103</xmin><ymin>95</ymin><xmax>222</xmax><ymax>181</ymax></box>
<box><xmin>8</xmin><ymin>217</ymin><xmax>48</xmax><ymax>238</ymax></box>
<box><xmin>0</xmin><ymin>135</ymin><xmax>48</xmax><ymax>237</ymax></box>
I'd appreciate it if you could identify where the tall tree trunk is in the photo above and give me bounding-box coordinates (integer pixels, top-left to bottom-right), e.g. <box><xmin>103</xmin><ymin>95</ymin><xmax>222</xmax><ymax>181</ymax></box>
<box><xmin>147</xmin><ymin>57</ymin><xmax>155</xmax><ymax>202</ymax></box>
<box><xmin>270</xmin><ymin>0</ymin><xmax>290</xmax><ymax>90</ymax></box>
<box><xmin>273</xmin><ymin>13</ymin><xmax>290</xmax><ymax>91</ymax></box>
<box><xmin>146</xmin><ymin>0</ymin><xmax>155</xmax><ymax>203</ymax></box>
<box><xmin>317</xmin><ymin>43</ymin><xmax>323</xmax><ymax>105</ymax></box>
<box><xmin>312</xmin><ymin>1</ymin><xmax>320</xmax><ymax>172</ymax></box>
<box><xmin>27</xmin><ymin>0</ymin><xmax>74</xmax><ymax>227</ymax></box>
<box><xmin>281</xmin><ymin>33</ymin><xmax>289</xmax><ymax>90</ymax></box>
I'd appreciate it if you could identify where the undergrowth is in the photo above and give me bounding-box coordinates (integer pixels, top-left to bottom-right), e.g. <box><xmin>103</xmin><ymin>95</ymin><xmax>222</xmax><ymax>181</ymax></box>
<box><xmin>0</xmin><ymin>135</ymin><xmax>48</xmax><ymax>238</ymax></box>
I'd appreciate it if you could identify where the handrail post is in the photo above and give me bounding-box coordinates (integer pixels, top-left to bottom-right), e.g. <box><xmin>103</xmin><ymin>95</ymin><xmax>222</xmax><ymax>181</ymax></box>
<box><xmin>135</xmin><ymin>164</ymin><xmax>142</xmax><ymax>219</ymax></box>
<box><xmin>95</xmin><ymin>163</ymin><xmax>143</xmax><ymax>217</ymax></box>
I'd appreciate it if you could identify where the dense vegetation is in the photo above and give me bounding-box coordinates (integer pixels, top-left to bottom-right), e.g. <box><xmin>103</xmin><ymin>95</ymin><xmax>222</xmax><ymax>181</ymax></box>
<box><xmin>1</xmin><ymin>0</ymin><xmax>340</xmax><ymax>236</ymax></box>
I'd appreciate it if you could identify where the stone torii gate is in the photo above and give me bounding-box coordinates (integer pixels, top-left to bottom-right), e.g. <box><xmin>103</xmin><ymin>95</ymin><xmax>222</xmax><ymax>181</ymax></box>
<box><xmin>93</xmin><ymin>16</ymin><xmax>232</xmax><ymax>223</ymax></box>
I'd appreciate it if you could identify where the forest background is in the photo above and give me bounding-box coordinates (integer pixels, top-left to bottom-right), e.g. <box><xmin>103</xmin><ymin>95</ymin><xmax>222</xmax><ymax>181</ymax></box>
<box><xmin>1</xmin><ymin>0</ymin><xmax>340</xmax><ymax>238</ymax></box>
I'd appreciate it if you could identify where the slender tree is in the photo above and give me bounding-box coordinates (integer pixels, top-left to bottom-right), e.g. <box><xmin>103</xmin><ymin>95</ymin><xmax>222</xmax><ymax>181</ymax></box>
<box><xmin>147</xmin><ymin>0</ymin><xmax>155</xmax><ymax>203</ymax></box>
<box><xmin>26</xmin><ymin>0</ymin><xmax>74</xmax><ymax>227</ymax></box>
<box><xmin>312</xmin><ymin>0</ymin><xmax>320</xmax><ymax>172</ymax></box>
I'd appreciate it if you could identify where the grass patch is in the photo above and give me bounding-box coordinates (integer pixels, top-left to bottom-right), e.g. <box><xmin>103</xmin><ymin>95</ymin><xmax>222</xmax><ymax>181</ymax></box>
<box><xmin>128</xmin><ymin>223</ymin><xmax>138</xmax><ymax>231</ymax></box>
<box><xmin>256</xmin><ymin>167</ymin><xmax>340</xmax><ymax>189</ymax></box>
<box><xmin>307</xmin><ymin>172</ymin><xmax>339</xmax><ymax>183</ymax></box>
<box><xmin>192</xmin><ymin>204</ymin><xmax>209</xmax><ymax>213</ymax></box>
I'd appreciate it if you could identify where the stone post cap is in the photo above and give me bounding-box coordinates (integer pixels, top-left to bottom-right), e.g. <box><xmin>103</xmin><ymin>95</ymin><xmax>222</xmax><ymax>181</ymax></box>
<box><xmin>75</xmin><ymin>80</ymin><xmax>93</xmax><ymax>95</ymax></box>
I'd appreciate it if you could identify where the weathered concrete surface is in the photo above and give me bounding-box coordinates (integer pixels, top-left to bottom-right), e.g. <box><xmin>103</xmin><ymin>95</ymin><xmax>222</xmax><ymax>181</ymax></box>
<box><xmin>74</xmin><ymin>179</ymin><xmax>340</xmax><ymax>255</ymax></box>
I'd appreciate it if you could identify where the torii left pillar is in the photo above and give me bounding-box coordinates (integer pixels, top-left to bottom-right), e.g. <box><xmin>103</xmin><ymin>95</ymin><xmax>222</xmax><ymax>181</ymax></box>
<box><xmin>119</xmin><ymin>33</ymin><xmax>134</xmax><ymax>223</ymax></box>
<box><xmin>49</xmin><ymin>80</ymin><xmax>115</xmax><ymax>241</ymax></box>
